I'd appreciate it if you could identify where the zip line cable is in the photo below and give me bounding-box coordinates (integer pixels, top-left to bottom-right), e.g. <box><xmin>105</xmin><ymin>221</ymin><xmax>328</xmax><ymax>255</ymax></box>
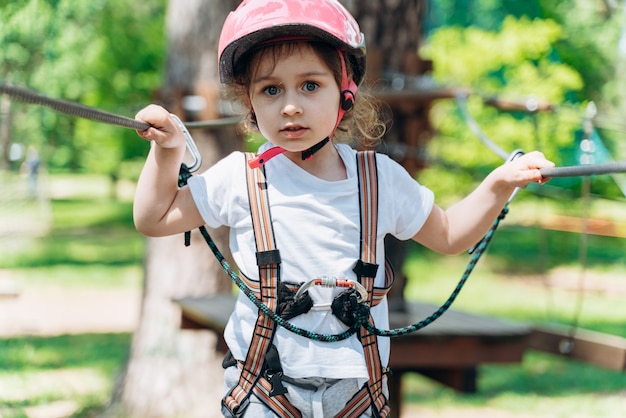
<box><xmin>0</xmin><ymin>82</ymin><xmax>241</xmax><ymax>131</ymax></box>
<box><xmin>1</xmin><ymin>82</ymin><xmax>150</xmax><ymax>131</ymax></box>
<box><xmin>455</xmin><ymin>92</ymin><xmax>626</xmax><ymax>178</ymax></box>
<box><xmin>455</xmin><ymin>92</ymin><xmax>510</xmax><ymax>160</ymax></box>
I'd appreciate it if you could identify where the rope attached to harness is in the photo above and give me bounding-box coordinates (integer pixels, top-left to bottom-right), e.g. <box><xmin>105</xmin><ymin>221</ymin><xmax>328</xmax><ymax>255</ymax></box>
<box><xmin>178</xmin><ymin>163</ymin><xmax>507</xmax><ymax>341</ymax></box>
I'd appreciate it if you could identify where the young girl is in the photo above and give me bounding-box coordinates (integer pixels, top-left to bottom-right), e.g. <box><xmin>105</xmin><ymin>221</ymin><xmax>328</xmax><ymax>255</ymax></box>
<box><xmin>133</xmin><ymin>0</ymin><xmax>554</xmax><ymax>416</ymax></box>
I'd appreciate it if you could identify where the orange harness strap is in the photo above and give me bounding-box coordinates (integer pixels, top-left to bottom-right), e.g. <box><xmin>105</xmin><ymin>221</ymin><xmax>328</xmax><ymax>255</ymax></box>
<box><xmin>222</xmin><ymin>153</ymin><xmax>299</xmax><ymax>417</ymax></box>
<box><xmin>335</xmin><ymin>150</ymin><xmax>390</xmax><ymax>418</ymax></box>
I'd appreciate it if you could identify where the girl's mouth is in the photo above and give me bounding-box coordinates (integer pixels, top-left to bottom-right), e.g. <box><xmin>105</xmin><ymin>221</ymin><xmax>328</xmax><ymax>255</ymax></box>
<box><xmin>280</xmin><ymin>125</ymin><xmax>308</xmax><ymax>138</ymax></box>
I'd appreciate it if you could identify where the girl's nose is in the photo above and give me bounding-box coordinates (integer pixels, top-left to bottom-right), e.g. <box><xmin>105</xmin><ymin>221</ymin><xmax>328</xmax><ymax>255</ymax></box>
<box><xmin>281</xmin><ymin>92</ymin><xmax>303</xmax><ymax>116</ymax></box>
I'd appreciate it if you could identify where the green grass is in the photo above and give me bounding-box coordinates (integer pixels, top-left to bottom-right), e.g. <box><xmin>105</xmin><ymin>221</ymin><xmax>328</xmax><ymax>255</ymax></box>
<box><xmin>401</xmin><ymin>224</ymin><xmax>626</xmax><ymax>417</ymax></box>
<box><xmin>1</xmin><ymin>173</ymin><xmax>141</xmax><ymax>417</ymax></box>
<box><xmin>403</xmin><ymin>352</ymin><xmax>626</xmax><ymax>417</ymax></box>
<box><xmin>0</xmin><ymin>333</ymin><xmax>131</xmax><ymax>417</ymax></box>
<box><xmin>1</xmin><ymin>172</ymin><xmax>626</xmax><ymax>417</ymax></box>
<box><xmin>1</xmin><ymin>173</ymin><xmax>144</xmax><ymax>289</ymax></box>
<box><xmin>403</xmin><ymin>229</ymin><xmax>626</xmax><ymax>335</ymax></box>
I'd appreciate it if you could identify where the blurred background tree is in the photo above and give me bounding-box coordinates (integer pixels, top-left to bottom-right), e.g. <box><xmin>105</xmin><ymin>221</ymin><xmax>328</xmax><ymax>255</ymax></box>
<box><xmin>1</xmin><ymin>0</ymin><xmax>164</xmax><ymax>186</ymax></box>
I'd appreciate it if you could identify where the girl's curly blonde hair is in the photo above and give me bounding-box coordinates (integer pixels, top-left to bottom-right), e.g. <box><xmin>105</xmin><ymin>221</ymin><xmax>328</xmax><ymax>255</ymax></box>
<box><xmin>223</xmin><ymin>41</ymin><xmax>386</xmax><ymax>149</ymax></box>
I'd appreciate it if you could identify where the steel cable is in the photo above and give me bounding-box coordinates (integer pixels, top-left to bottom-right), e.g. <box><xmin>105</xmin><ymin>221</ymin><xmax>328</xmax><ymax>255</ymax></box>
<box><xmin>0</xmin><ymin>82</ymin><xmax>150</xmax><ymax>131</ymax></box>
<box><xmin>0</xmin><ymin>81</ymin><xmax>241</xmax><ymax>131</ymax></box>
<box><xmin>540</xmin><ymin>161</ymin><xmax>626</xmax><ymax>178</ymax></box>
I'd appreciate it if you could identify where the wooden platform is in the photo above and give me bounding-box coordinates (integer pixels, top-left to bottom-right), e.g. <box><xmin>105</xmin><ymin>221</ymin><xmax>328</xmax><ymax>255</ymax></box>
<box><xmin>529</xmin><ymin>326</ymin><xmax>626</xmax><ymax>371</ymax></box>
<box><xmin>174</xmin><ymin>294</ymin><xmax>530</xmax><ymax>418</ymax></box>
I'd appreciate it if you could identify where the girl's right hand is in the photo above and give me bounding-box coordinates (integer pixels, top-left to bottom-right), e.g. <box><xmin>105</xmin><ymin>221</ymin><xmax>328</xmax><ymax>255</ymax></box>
<box><xmin>135</xmin><ymin>104</ymin><xmax>184</xmax><ymax>149</ymax></box>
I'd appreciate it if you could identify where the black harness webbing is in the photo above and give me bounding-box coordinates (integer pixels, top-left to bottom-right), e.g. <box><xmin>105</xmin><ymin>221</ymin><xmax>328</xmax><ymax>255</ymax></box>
<box><xmin>222</xmin><ymin>151</ymin><xmax>390</xmax><ymax>417</ymax></box>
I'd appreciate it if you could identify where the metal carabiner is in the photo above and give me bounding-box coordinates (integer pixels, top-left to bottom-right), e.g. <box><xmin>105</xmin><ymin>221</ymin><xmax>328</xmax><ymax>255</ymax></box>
<box><xmin>294</xmin><ymin>277</ymin><xmax>369</xmax><ymax>303</ymax></box>
<box><xmin>170</xmin><ymin>114</ymin><xmax>202</xmax><ymax>173</ymax></box>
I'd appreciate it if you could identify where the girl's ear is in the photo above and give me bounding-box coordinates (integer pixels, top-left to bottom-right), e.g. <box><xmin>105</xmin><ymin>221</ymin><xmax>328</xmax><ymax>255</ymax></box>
<box><xmin>340</xmin><ymin>79</ymin><xmax>358</xmax><ymax>111</ymax></box>
<box><xmin>248</xmin><ymin>110</ymin><xmax>257</xmax><ymax>126</ymax></box>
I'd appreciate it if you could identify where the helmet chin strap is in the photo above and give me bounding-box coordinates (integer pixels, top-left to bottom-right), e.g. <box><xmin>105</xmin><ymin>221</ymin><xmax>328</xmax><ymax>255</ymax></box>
<box><xmin>247</xmin><ymin>50</ymin><xmax>357</xmax><ymax>169</ymax></box>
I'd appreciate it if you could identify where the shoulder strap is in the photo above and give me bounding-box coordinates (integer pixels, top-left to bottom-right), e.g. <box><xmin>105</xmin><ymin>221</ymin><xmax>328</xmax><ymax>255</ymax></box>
<box><xmin>222</xmin><ymin>153</ymin><xmax>300</xmax><ymax>418</ymax></box>
<box><xmin>340</xmin><ymin>150</ymin><xmax>391</xmax><ymax>417</ymax></box>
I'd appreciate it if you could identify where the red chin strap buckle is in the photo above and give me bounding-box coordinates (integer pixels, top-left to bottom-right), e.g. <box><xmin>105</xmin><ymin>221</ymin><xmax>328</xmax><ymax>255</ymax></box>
<box><xmin>247</xmin><ymin>146</ymin><xmax>287</xmax><ymax>169</ymax></box>
<box><xmin>246</xmin><ymin>137</ymin><xmax>330</xmax><ymax>169</ymax></box>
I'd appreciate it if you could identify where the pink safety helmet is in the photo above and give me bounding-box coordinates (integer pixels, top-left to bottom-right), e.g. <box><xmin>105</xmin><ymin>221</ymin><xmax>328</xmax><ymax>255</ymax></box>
<box><xmin>218</xmin><ymin>0</ymin><xmax>367</xmax><ymax>85</ymax></box>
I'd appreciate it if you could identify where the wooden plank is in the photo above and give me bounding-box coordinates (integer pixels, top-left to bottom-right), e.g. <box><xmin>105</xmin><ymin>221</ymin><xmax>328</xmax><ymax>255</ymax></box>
<box><xmin>514</xmin><ymin>216</ymin><xmax>626</xmax><ymax>238</ymax></box>
<box><xmin>173</xmin><ymin>295</ymin><xmax>531</xmax><ymax>402</ymax></box>
<box><xmin>174</xmin><ymin>294</ymin><xmax>234</xmax><ymax>333</ymax></box>
<box><xmin>415</xmin><ymin>367</ymin><xmax>477</xmax><ymax>393</ymax></box>
<box><xmin>529</xmin><ymin>326</ymin><xmax>626</xmax><ymax>371</ymax></box>
<box><xmin>174</xmin><ymin>296</ymin><xmax>530</xmax><ymax>367</ymax></box>
<box><xmin>390</xmin><ymin>334</ymin><xmax>529</xmax><ymax>368</ymax></box>
<box><xmin>174</xmin><ymin>295</ymin><xmax>530</xmax><ymax>338</ymax></box>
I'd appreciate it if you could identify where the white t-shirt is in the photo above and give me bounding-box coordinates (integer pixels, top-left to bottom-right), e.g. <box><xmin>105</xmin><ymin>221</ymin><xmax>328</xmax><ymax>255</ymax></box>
<box><xmin>188</xmin><ymin>143</ymin><xmax>434</xmax><ymax>380</ymax></box>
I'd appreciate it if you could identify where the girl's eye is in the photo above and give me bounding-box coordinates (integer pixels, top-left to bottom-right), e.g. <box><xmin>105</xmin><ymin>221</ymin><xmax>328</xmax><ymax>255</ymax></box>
<box><xmin>263</xmin><ymin>85</ymin><xmax>280</xmax><ymax>96</ymax></box>
<box><xmin>303</xmin><ymin>81</ymin><xmax>319</xmax><ymax>92</ymax></box>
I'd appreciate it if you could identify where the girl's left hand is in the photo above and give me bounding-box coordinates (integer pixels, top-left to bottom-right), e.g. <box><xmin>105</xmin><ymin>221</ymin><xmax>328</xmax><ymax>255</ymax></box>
<box><xmin>498</xmin><ymin>151</ymin><xmax>555</xmax><ymax>188</ymax></box>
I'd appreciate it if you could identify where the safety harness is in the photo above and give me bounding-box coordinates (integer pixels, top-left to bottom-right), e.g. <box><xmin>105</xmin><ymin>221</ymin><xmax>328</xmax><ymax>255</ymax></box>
<box><xmin>222</xmin><ymin>151</ymin><xmax>391</xmax><ymax>417</ymax></box>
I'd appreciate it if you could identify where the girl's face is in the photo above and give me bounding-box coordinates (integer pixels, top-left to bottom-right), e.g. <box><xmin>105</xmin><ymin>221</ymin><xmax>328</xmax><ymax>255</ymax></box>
<box><xmin>248</xmin><ymin>43</ymin><xmax>341</xmax><ymax>155</ymax></box>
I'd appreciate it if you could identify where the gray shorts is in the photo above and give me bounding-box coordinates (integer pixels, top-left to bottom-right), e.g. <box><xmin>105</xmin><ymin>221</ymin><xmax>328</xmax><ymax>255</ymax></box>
<box><xmin>223</xmin><ymin>366</ymin><xmax>387</xmax><ymax>417</ymax></box>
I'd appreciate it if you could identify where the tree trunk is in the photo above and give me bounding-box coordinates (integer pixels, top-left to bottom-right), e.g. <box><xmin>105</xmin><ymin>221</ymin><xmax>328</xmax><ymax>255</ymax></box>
<box><xmin>108</xmin><ymin>1</ymin><xmax>240</xmax><ymax>417</ymax></box>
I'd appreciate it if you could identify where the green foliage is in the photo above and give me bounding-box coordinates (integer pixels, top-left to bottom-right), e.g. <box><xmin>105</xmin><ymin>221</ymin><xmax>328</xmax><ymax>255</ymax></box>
<box><xmin>538</xmin><ymin>0</ymin><xmax>624</xmax><ymax>105</ymax></box>
<box><xmin>419</xmin><ymin>16</ymin><xmax>595</xmax><ymax>201</ymax></box>
<box><xmin>425</xmin><ymin>0</ymin><xmax>544</xmax><ymax>32</ymax></box>
<box><xmin>538</xmin><ymin>0</ymin><xmax>626</xmax><ymax>181</ymax></box>
<box><xmin>1</xmin><ymin>0</ymin><xmax>166</xmax><ymax>175</ymax></box>
<box><xmin>420</xmin><ymin>1</ymin><xmax>626</xmax><ymax>201</ymax></box>
<box><xmin>424</xmin><ymin>17</ymin><xmax>576</xmax><ymax>93</ymax></box>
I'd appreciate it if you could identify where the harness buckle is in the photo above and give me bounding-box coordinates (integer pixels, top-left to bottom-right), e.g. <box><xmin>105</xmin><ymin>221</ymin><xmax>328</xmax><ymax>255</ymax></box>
<box><xmin>266</xmin><ymin>371</ymin><xmax>288</xmax><ymax>396</ymax></box>
<box><xmin>294</xmin><ymin>276</ymin><xmax>368</xmax><ymax>302</ymax></box>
